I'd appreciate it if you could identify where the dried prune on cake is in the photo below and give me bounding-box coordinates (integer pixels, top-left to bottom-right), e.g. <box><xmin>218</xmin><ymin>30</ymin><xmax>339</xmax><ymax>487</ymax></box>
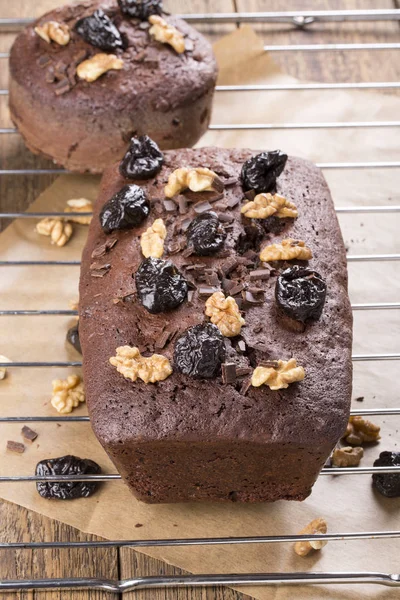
<box><xmin>275</xmin><ymin>266</ymin><xmax>327</xmax><ymax>322</ymax></box>
<box><xmin>67</xmin><ymin>323</ymin><xmax>82</xmax><ymax>354</ymax></box>
<box><xmin>118</xmin><ymin>0</ymin><xmax>163</xmax><ymax>20</ymax></box>
<box><xmin>174</xmin><ymin>323</ymin><xmax>226</xmax><ymax>379</ymax></box>
<box><xmin>100</xmin><ymin>185</ymin><xmax>150</xmax><ymax>233</ymax></box>
<box><xmin>372</xmin><ymin>451</ymin><xmax>400</xmax><ymax>498</ymax></box>
<box><xmin>135</xmin><ymin>257</ymin><xmax>188</xmax><ymax>314</ymax></box>
<box><xmin>241</xmin><ymin>150</ymin><xmax>288</xmax><ymax>194</ymax></box>
<box><xmin>186</xmin><ymin>212</ymin><xmax>226</xmax><ymax>256</ymax></box>
<box><xmin>74</xmin><ymin>9</ymin><xmax>125</xmax><ymax>52</ymax></box>
<box><xmin>36</xmin><ymin>455</ymin><xmax>101</xmax><ymax>500</ymax></box>
<box><xmin>120</xmin><ymin>135</ymin><xmax>164</xmax><ymax>180</ymax></box>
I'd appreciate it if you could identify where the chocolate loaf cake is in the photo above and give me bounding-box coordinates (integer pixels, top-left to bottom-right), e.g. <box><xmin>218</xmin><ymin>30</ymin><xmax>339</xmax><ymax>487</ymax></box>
<box><xmin>79</xmin><ymin>142</ymin><xmax>353</xmax><ymax>503</ymax></box>
<box><xmin>9</xmin><ymin>0</ymin><xmax>217</xmax><ymax>173</ymax></box>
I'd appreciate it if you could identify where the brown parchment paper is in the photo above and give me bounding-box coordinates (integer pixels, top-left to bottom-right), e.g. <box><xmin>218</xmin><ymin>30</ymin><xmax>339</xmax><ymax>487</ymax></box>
<box><xmin>0</xmin><ymin>26</ymin><xmax>399</xmax><ymax>600</ymax></box>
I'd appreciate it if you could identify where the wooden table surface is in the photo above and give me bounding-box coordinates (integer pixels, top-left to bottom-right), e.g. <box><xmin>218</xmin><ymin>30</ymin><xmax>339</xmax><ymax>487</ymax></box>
<box><xmin>1</xmin><ymin>1</ymin><xmax>399</xmax><ymax>598</ymax></box>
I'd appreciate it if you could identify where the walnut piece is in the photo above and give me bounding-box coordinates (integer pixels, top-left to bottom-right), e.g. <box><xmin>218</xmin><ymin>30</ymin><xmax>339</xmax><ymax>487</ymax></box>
<box><xmin>343</xmin><ymin>416</ymin><xmax>381</xmax><ymax>446</ymax></box>
<box><xmin>35</xmin><ymin>218</ymin><xmax>73</xmax><ymax>247</ymax></box>
<box><xmin>140</xmin><ymin>219</ymin><xmax>167</xmax><ymax>258</ymax></box>
<box><xmin>164</xmin><ymin>167</ymin><xmax>223</xmax><ymax>198</ymax></box>
<box><xmin>51</xmin><ymin>374</ymin><xmax>85</xmax><ymax>414</ymax></box>
<box><xmin>251</xmin><ymin>359</ymin><xmax>305</xmax><ymax>391</ymax></box>
<box><xmin>332</xmin><ymin>446</ymin><xmax>364</xmax><ymax>467</ymax></box>
<box><xmin>205</xmin><ymin>292</ymin><xmax>245</xmax><ymax>337</ymax></box>
<box><xmin>35</xmin><ymin>21</ymin><xmax>70</xmax><ymax>46</ymax></box>
<box><xmin>110</xmin><ymin>346</ymin><xmax>172</xmax><ymax>384</ymax></box>
<box><xmin>149</xmin><ymin>15</ymin><xmax>185</xmax><ymax>54</ymax></box>
<box><xmin>77</xmin><ymin>53</ymin><xmax>124</xmax><ymax>82</ymax></box>
<box><xmin>241</xmin><ymin>193</ymin><xmax>298</xmax><ymax>219</ymax></box>
<box><xmin>0</xmin><ymin>355</ymin><xmax>11</xmax><ymax>381</ymax></box>
<box><xmin>294</xmin><ymin>518</ymin><xmax>328</xmax><ymax>557</ymax></box>
<box><xmin>260</xmin><ymin>238</ymin><xmax>312</xmax><ymax>262</ymax></box>
<box><xmin>64</xmin><ymin>198</ymin><xmax>93</xmax><ymax>225</ymax></box>
<box><xmin>69</xmin><ymin>298</ymin><xmax>79</xmax><ymax>312</ymax></box>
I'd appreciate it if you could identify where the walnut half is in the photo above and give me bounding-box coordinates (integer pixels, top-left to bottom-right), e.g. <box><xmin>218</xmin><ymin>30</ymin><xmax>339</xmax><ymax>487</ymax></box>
<box><xmin>251</xmin><ymin>359</ymin><xmax>305</xmax><ymax>391</ymax></box>
<box><xmin>51</xmin><ymin>374</ymin><xmax>85</xmax><ymax>414</ymax></box>
<box><xmin>35</xmin><ymin>21</ymin><xmax>70</xmax><ymax>46</ymax></box>
<box><xmin>77</xmin><ymin>53</ymin><xmax>124</xmax><ymax>82</ymax></box>
<box><xmin>260</xmin><ymin>239</ymin><xmax>312</xmax><ymax>263</ymax></box>
<box><xmin>64</xmin><ymin>198</ymin><xmax>93</xmax><ymax>225</ymax></box>
<box><xmin>205</xmin><ymin>291</ymin><xmax>245</xmax><ymax>337</ymax></box>
<box><xmin>140</xmin><ymin>219</ymin><xmax>167</xmax><ymax>258</ymax></box>
<box><xmin>332</xmin><ymin>446</ymin><xmax>364</xmax><ymax>467</ymax></box>
<box><xmin>164</xmin><ymin>167</ymin><xmax>224</xmax><ymax>198</ymax></box>
<box><xmin>35</xmin><ymin>218</ymin><xmax>73</xmax><ymax>247</ymax></box>
<box><xmin>343</xmin><ymin>416</ymin><xmax>381</xmax><ymax>445</ymax></box>
<box><xmin>294</xmin><ymin>517</ymin><xmax>328</xmax><ymax>557</ymax></box>
<box><xmin>149</xmin><ymin>15</ymin><xmax>186</xmax><ymax>54</ymax></box>
<box><xmin>241</xmin><ymin>193</ymin><xmax>298</xmax><ymax>219</ymax></box>
<box><xmin>110</xmin><ymin>346</ymin><xmax>172</xmax><ymax>384</ymax></box>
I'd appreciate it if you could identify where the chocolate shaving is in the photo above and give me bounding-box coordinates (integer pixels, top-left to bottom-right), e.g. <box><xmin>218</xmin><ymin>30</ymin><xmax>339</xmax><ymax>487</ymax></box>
<box><xmin>244</xmin><ymin>189</ymin><xmax>256</xmax><ymax>201</ymax></box>
<box><xmin>91</xmin><ymin>237</ymin><xmax>118</xmax><ymax>260</ymax></box>
<box><xmin>45</xmin><ymin>66</ymin><xmax>56</xmax><ymax>83</ymax></box>
<box><xmin>7</xmin><ymin>440</ymin><xmax>25</xmax><ymax>454</ymax></box>
<box><xmin>237</xmin><ymin>340</ymin><xmax>247</xmax><ymax>353</ymax></box>
<box><xmin>229</xmin><ymin>282</ymin><xmax>245</xmax><ymax>296</ymax></box>
<box><xmin>222</xmin><ymin>362</ymin><xmax>237</xmax><ymax>385</ymax></box>
<box><xmin>242</xmin><ymin>290</ymin><xmax>264</xmax><ymax>305</ymax></box>
<box><xmin>259</xmin><ymin>360</ymin><xmax>279</xmax><ymax>369</ymax></box>
<box><xmin>155</xmin><ymin>330</ymin><xmax>173</xmax><ymax>350</ymax></box>
<box><xmin>180</xmin><ymin>217</ymin><xmax>191</xmax><ymax>232</ymax></box>
<box><xmin>38</xmin><ymin>54</ymin><xmax>52</xmax><ymax>68</ymax></box>
<box><xmin>212</xmin><ymin>175</ymin><xmax>225</xmax><ymax>194</ymax></box>
<box><xmin>227</xmin><ymin>196</ymin><xmax>240</xmax><ymax>209</ymax></box>
<box><xmin>199</xmin><ymin>286</ymin><xmax>220</xmax><ymax>297</ymax></box>
<box><xmin>194</xmin><ymin>201</ymin><xmax>213</xmax><ymax>214</ymax></box>
<box><xmin>54</xmin><ymin>78</ymin><xmax>71</xmax><ymax>96</ymax></box>
<box><xmin>222</xmin><ymin>177</ymin><xmax>239</xmax><ymax>187</ymax></box>
<box><xmin>21</xmin><ymin>426</ymin><xmax>38</xmax><ymax>443</ymax></box>
<box><xmin>182</xmin><ymin>246</ymin><xmax>194</xmax><ymax>258</ymax></box>
<box><xmin>90</xmin><ymin>263</ymin><xmax>111</xmax><ymax>278</ymax></box>
<box><xmin>168</xmin><ymin>239</ymin><xmax>185</xmax><ymax>255</ymax></box>
<box><xmin>240</xmin><ymin>377</ymin><xmax>252</xmax><ymax>396</ymax></box>
<box><xmin>163</xmin><ymin>199</ymin><xmax>177</xmax><ymax>212</ymax></box>
<box><xmin>220</xmin><ymin>257</ymin><xmax>239</xmax><ymax>276</ymax></box>
<box><xmin>222</xmin><ymin>278</ymin><xmax>235</xmax><ymax>293</ymax></box>
<box><xmin>185</xmin><ymin>38</ymin><xmax>194</xmax><ymax>52</ymax></box>
<box><xmin>187</xmin><ymin>290</ymin><xmax>195</xmax><ymax>304</ymax></box>
<box><xmin>177</xmin><ymin>195</ymin><xmax>188</xmax><ymax>214</ymax></box>
<box><xmin>249</xmin><ymin>269</ymin><xmax>270</xmax><ymax>281</ymax></box>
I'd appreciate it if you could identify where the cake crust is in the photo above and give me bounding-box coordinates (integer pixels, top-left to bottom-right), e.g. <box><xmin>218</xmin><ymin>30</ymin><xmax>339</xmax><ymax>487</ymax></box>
<box><xmin>79</xmin><ymin>147</ymin><xmax>353</xmax><ymax>503</ymax></box>
<box><xmin>9</xmin><ymin>0</ymin><xmax>217</xmax><ymax>173</ymax></box>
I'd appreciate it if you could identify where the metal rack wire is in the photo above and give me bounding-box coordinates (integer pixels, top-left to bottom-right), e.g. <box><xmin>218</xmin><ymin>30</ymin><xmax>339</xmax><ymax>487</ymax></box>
<box><xmin>0</xmin><ymin>7</ymin><xmax>400</xmax><ymax>594</ymax></box>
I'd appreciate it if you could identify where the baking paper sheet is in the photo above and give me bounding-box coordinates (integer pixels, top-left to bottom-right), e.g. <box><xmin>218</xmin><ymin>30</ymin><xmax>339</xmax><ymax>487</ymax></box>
<box><xmin>0</xmin><ymin>26</ymin><xmax>399</xmax><ymax>600</ymax></box>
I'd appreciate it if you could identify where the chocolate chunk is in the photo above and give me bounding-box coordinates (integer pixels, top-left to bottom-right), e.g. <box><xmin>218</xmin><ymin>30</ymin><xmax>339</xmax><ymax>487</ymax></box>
<box><xmin>194</xmin><ymin>201</ymin><xmax>213</xmax><ymax>214</ymax></box>
<box><xmin>222</xmin><ymin>362</ymin><xmax>237</xmax><ymax>385</ymax></box>
<box><xmin>21</xmin><ymin>426</ymin><xmax>38</xmax><ymax>443</ymax></box>
<box><xmin>249</xmin><ymin>269</ymin><xmax>270</xmax><ymax>281</ymax></box>
<box><xmin>182</xmin><ymin>246</ymin><xmax>194</xmax><ymax>258</ymax></box>
<box><xmin>236</xmin><ymin>366</ymin><xmax>252</xmax><ymax>377</ymax></box>
<box><xmin>240</xmin><ymin>377</ymin><xmax>252</xmax><ymax>395</ymax></box>
<box><xmin>185</xmin><ymin>39</ymin><xmax>194</xmax><ymax>52</ymax></box>
<box><xmin>45</xmin><ymin>66</ymin><xmax>56</xmax><ymax>83</ymax></box>
<box><xmin>244</xmin><ymin>189</ymin><xmax>256</xmax><ymax>201</ymax></box>
<box><xmin>229</xmin><ymin>283</ymin><xmax>245</xmax><ymax>296</ymax></box>
<box><xmin>222</xmin><ymin>278</ymin><xmax>235</xmax><ymax>293</ymax></box>
<box><xmin>355</xmin><ymin>396</ymin><xmax>364</xmax><ymax>402</ymax></box>
<box><xmin>205</xmin><ymin>271</ymin><xmax>220</xmax><ymax>287</ymax></box>
<box><xmin>220</xmin><ymin>257</ymin><xmax>238</xmax><ymax>276</ymax></box>
<box><xmin>38</xmin><ymin>54</ymin><xmax>52</xmax><ymax>68</ymax></box>
<box><xmin>155</xmin><ymin>330</ymin><xmax>172</xmax><ymax>349</ymax></box>
<box><xmin>223</xmin><ymin>177</ymin><xmax>239</xmax><ymax>187</ymax></box>
<box><xmin>199</xmin><ymin>286</ymin><xmax>220</xmax><ymax>297</ymax></box>
<box><xmin>227</xmin><ymin>196</ymin><xmax>240</xmax><ymax>209</ymax></box>
<box><xmin>180</xmin><ymin>217</ymin><xmax>191</xmax><ymax>232</ymax></box>
<box><xmin>168</xmin><ymin>239</ymin><xmax>185</xmax><ymax>255</ymax></box>
<box><xmin>177</xmin><ymin>195</ymin><xmax>188</xmax><ymax>215</ymax></box>
<box><xmin>242</xmin><ymin>290</ymin><xmax>264</xmax><ymax>305</ymax></box>
<box><xmin>54</xmin><ymin>78</ymin><xmax>71</xmax><ymax>96</ymax></box>
<box><xmin>237</xmin><ymin>340</ymin><xmax>247</xmax><ymax>353</ymax></box>
<box><xmin>7</xmin><ymin>440</ymin><xmax>25</xmax><ymax>454</ymax></box>
<box><xmin>217</xmin><ymin>213</ymin><xmax>234</xmax><ymax>223</ymax></box>
<box><xmin>163</xmin><ymin>199</ymin><xmax>177</xmax><ymax>212</ymax></box>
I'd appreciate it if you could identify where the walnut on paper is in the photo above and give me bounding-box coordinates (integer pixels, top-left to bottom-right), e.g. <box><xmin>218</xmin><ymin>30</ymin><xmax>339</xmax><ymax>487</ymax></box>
<box><xmin>110</xmin><ymin>346</ymin><xmax>172</xmax><ymax>384</ymax></box>
<box><xmin>77</xmin><ymin>53</ymin><xmax>124</xmax><ymax>82</ymax></box>
<box><xmin>332</xmin><ymin>446</ymin><xmax>364</xmax><ymax>467</ymax></box>
<box><xmin>294</xmin><ymin>518</ymin><xmax>328</xmax><ymax>557</ymax></box>
<box><xmin>35</xmin><ymin>21</ymin><xmax>70</xmax><ymax>45</ymax></box>
<box><xmin>35</xmin><ymin>218</ymin><xmax>73</xmax><ymax>247</ymax></box>
<box><xmin>148</xmin><ymin>15</ymin><xmax>185</xmax><ymax>54</ymax></box>
<box><xmin>241</xmin><ymin>193</ymin><xmax>298</xmax><ymax>219</ymax></box>
<box><xmin>260</xmin><ymin>238</ymin><xmax>312</xmax><ymax>262</ymax></box>
<box><xmin>251</xmin><ymin>359</ymin><xmax>305</xmax><ymax>391</ymax></box>
<box><xmin>51</xmin><ymin>374</ymin><xmax>85</xmax><ymax>414</ymax></box>
<box><xmin>140</xmin><ymin>219</ymin><xmax>167</xmax><ymax>258</ymax></box>
<box><xmin>64</xmin><ymin>198</ymin><xmax>93</xmax><ymax>225</ymax></box>
<box><xmin>343</xmin><ymin>416</ymin><xmax>381</xmax><ymax>446</ymax></box>
<box><xmin>0</xmin><ymin>355</ymin><xmax>11</xmax><ymax>381</ymax></box>
<box><xmin>205</xmin><ymin>291</ymin><xmax>245</xmax><ymax>337</ymax></box>
<box><xmin>164</xmin><ymin>167</ymin><xmax>224</xmax><ymax>198</ymax></box>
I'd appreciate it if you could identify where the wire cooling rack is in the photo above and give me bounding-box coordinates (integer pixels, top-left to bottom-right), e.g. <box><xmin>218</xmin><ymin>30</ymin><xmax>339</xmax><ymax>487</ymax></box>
<box><xmin>0</xmin><ymin>6</ymin><xmax>400</xmax><ymax>594</ymax></box>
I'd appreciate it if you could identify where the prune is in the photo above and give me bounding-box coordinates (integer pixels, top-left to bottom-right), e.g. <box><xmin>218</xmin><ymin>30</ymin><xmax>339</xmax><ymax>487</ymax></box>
<box><xmin>372</xmin><ymin>451</ymin><xmax>400</xmax><ymax>498</ymax></box>
<box><xmin>36</xmin><ymin>455</ymin><xmax>101</xmax><ymax>500</ymax></box>
<box><xmin>174</xmin><ymin>323</ymin><xmax>226</xmax><ymax>379</ymax></box>
<box><xmin>118</xmin><ymin>0</ymin><xmax>163</xmax><ymax>20</ymax></box>
<box><xmin>186</xmin><ymin>212</ymin><xmax>226</xmax><ymax>256</ymax></box>
<box><xmin>135</xmin><ymin>257</ymin><xmax>188</xmax><ymax>313</ymax></box>
<box><xmin>275</xmin><ymin>266</ymin><xmax>327</xmax><ymax>322</ymax></box>
<box><xmin>120</xmin><ymin>135</ymin><xmax>164</xmax><ymax>180</ymax></box>
<box><xmin>241</xmin><ymin>150</ymin><xmax>288</xmax><ymax>194</ymax></box>
<box><xmin>67</xmin><ymin>323</ymin><xmax>81</xmax><ymax>354</ymax></box>
<box><xmin>100</xmin><ymin>185</ymin><xmax>150</xmax><ymax>233</ymax></box>
<box><xmin>75</xmin><ymin>9</ymin><xmax>125</xmax><ymax>52</ymax></box>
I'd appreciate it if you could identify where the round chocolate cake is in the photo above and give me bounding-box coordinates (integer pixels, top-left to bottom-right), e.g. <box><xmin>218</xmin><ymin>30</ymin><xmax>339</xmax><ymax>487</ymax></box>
<box><xmin>9</xmin><ymin>0</ymin><xmax>218</xmax><ymax>173</ymax></box>
<box><xmin>79</xmin><ymin>137</ymin><xmax>353</xmax><ymax>504</ymax></box>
